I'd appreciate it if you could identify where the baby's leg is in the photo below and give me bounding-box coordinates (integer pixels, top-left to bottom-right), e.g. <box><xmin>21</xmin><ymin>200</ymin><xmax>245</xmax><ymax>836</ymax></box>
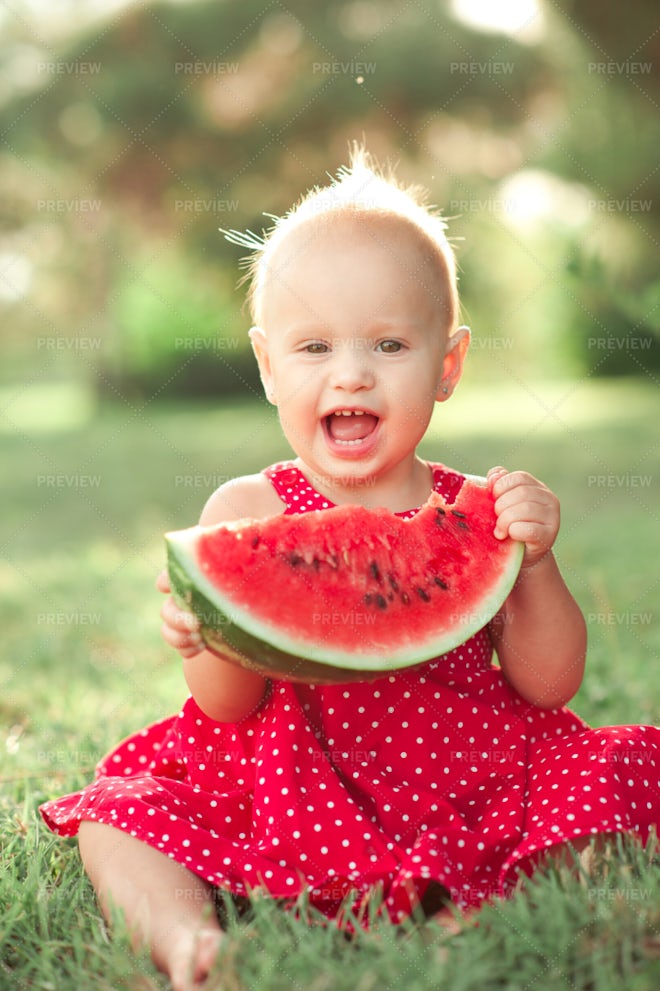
<box><xmin>78</xmin><ymin>821</ymin><xmax>222</xmax><ymax>990</ymax></box>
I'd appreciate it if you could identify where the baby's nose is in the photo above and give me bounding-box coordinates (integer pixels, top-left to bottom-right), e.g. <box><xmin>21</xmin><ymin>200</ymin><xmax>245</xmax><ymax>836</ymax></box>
<box><xmin>330</xmin><ymin>341</ymin><xmax>375</xmax><ymax>390</ymax></box>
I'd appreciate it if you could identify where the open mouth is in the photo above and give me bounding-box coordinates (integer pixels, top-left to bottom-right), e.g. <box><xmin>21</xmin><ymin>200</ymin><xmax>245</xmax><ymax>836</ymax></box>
<box><xmin>324</xmin><ymin>409</ymin><xmax>380</xmax><ymax>448</ymax></box>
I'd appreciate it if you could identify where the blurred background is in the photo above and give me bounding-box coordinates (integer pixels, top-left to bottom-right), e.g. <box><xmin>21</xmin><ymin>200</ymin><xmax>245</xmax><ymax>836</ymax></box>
<box><xmin>1</xmin><ymin>0</ymin><xmax>659</xmax><ymax>751</ymax></box>
<box><xmin>1</xmin><ymin>0</ymin><xmax>658</xmax><ymax>401</ymax></box>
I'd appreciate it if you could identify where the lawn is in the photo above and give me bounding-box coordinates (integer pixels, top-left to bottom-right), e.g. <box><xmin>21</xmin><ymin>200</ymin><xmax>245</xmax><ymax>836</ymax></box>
<box><xmin>1</xmin><ymin>377</ymin><xmax>659</xmax><ymax>989</ymax></box>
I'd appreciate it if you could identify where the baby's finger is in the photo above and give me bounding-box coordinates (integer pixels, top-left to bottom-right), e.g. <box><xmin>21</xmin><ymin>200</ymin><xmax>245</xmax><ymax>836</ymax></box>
<box><xmin>160</xmin><ymin>595</ymin><xmax>200</xmax><ymax>633</ymax></box>
<box><xmin>156</xmin><ymin>570</ymin><xmax>171</xmax><ymax>594</ymax></box>
<box><xmin>161</xmin><ymin>622</ymin><xmax>204</xmax><ymax>656</ymax></box>
<box><xmin>487</xmin><ymin>466</ymin><xmax>508</xmax><ymax>491</ymax></box>
<box><xmin>505</xmin><ymin>518</ymin><xmax>554</xmax><ymax>546</ymax></box>
<box><xmin>494</xmin><ymin>489</ymin><xmax>555</xmax><ymax>519</ymax></box>
<box><xmin>178</xmin><ymin>644</ymin><xmax>205</xmax><ymax>659</ymax></box>
<box><xmin>490</xmin><ymin>469</ymin><xmax>543</xmax><ymax>500</ymax></box>
<box><xmin>493</xmin><ymin>490</ymin><xmax>559</xmax><ymax>544</ymax></box>
<box><xmin>493</xmin><ymin>499</ymin><xmax>556</xmax><ymax>536</ymax></box>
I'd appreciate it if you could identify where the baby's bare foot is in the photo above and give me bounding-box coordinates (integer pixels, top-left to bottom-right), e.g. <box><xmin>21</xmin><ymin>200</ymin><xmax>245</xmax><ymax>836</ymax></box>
<box><xmin>167</xmin><ymin>926</ymin><xmax>223</xmax><ymax>991</ymax></box>
<box><xmin>432</xmin><ymin>904</ymin><xmax>477</xmax><ymax>934</ymax></box>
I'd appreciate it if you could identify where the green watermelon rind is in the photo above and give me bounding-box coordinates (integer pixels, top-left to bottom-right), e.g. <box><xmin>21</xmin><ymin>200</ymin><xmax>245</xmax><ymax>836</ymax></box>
<box><xmin>167</xmin><ymin>537</ymin><xmax>364</xmax><ymax>683</ymax></box>
<box><xmin>165</xmin><ymin>477</ymin><xmax>525</xmax><ymax>684</ymax></box>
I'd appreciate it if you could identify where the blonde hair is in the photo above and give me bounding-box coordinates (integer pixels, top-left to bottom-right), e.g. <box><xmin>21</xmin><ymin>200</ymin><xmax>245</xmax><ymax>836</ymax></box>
<box><xmin>222</xmin><ymin>145</ymin><xmax>458</xmax><ymax>331</ymax></box>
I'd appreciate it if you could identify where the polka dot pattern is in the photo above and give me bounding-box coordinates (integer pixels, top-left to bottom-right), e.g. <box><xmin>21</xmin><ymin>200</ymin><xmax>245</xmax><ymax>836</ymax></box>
<box><xmin>39</xmin><ymin>461</ymin><xmax>660</xmax><ymax>920</ymax></box>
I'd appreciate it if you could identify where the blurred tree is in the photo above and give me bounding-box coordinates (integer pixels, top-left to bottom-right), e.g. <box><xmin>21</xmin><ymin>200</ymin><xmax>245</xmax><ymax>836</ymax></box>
<box><xmin>0</xmin><ymin>0</ymin><xmax>657</xmax><ymax>397</ymax></box>
<box><xmin>543</xmin><ymin>0</ymin><xmax>659</xmax><ymax>375</ymax></box>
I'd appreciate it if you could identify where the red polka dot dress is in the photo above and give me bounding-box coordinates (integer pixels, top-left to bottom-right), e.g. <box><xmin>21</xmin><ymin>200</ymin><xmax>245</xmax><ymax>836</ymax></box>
<box><xmin>40</xmin><ymin>461</ymin><xmax>660</xmax><ymax>921</ymax></box>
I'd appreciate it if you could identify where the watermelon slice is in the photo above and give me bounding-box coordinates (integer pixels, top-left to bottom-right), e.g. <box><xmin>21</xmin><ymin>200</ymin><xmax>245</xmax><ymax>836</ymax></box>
<box><xmin>165</xmin><ymin>476</ymin><xmax>523</xmax><ymax>684</ymax></box>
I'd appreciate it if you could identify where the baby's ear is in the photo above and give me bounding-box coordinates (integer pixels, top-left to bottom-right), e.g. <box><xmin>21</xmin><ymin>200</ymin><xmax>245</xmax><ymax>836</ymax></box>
<box><xmin>248</xmin><ymin>327</ymin><xmax>276</xmax><ymax>404</ymax></box>
<box><xmin>437</xmin><ymin>325</ymin><xmax>470</xmax><ymax>401</ymax></box>
<box><xmin>248</xmin><ymin>325</ymin><xmax>266</xmax><ymax>350</ymax></box>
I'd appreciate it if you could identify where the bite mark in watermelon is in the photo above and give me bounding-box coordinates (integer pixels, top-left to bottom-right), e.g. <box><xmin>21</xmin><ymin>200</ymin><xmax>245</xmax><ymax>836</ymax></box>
<box><xmin>165</xmin><ymin>475</ymin><xmax>524</xmax><ymax>684</ymax></box>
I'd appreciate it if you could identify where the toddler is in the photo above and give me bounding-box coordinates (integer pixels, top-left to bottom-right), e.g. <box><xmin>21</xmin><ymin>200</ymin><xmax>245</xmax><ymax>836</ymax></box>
<box><xmin>40</xmin><ymin>148</ymin><xmax>660</xmax><ymax>990</ymax></box>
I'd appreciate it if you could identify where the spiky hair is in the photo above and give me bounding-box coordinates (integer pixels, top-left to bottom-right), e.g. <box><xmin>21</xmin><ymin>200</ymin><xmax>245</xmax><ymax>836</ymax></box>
<box><xmin>221</xmin><ymin>144</ymin><xmax>458</xmax><ymax>328</ymax></box>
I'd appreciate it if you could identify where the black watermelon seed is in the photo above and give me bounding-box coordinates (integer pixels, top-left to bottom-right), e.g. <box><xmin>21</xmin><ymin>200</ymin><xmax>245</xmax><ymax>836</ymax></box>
<box><xmin>455</xmin><ymin>520</ymin><xmax>469</xmax><ymax>530</ymax></box>
<box><xmin>370</xmin><ymin>561</ymin><xmax>382</xmax><ymax>582</ymax></box>
<box><xmin>451</xmin><ymin>509</ymin><xmax>466</xmax><ymax>518</ymax></box>
<box><xmin>251</xmin><ymin>535</ymin><xmax>260</xmax><ymax>548</ymax></box>
<box><xmin>388</xmin><ymin>573</ymin><xmax>399</xmax><ymax>592</ymax></box>
<box><xmin>434</xmin><ymin>577</ymin><xmax>449</xmax><ymax>590</ymax></box>
<box><xmin>417</xmin><ymin>587</ymin><xmax>431</xmax><ymax>602</ymax></box>
<box><xmin>376</xmin><ymin>594</ymin><xmax>388</xmax><ymax>610</ymax></box>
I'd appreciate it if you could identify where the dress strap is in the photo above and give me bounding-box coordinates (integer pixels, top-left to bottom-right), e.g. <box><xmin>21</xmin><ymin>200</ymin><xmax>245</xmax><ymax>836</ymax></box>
<box><xmin>262</xmin><ymin>461</ymin><xmax>335</xmax><ymax>514</ymax></box>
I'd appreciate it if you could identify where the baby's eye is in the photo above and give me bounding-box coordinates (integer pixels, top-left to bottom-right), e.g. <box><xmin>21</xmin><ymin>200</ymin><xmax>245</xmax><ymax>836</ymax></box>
<box><xmin>376</xmin><ymin>339</ymin><xmax>403</xmax><ymax>354</ymax></box>
<box><xmin>304</xmin><ymin>341</ymin><xmax>329</xmax><ymax>354</ymax></box>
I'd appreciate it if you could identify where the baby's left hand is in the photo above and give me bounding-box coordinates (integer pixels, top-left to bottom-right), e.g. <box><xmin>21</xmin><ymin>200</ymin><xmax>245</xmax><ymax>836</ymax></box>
<box><xmin>487</xmin><ymin>466</ymin><xmax>560</xmax><ymax>568</ymax></box>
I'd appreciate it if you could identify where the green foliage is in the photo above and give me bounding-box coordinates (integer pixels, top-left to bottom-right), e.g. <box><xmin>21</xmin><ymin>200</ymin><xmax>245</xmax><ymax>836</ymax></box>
<box><xmin>565</xmin><ymin>252</ymin><xmax>660</xmax><ymax>376</ymax></box>
<box><xmin>1</xmin><ymin>0</ymin><xmax>658</xmax><ymax>395</ymax></box>
<box><xmin>106</xmin><ymin>248</ymin><xmax>260</xmax><ymax>398</ymax></box>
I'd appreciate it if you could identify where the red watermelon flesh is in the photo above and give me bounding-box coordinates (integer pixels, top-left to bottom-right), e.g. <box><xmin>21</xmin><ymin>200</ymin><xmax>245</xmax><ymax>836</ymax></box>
<box><xmin>165</xmin><ymin>475</ymin><xmax>523</xmax><ymax>683</ymax></box>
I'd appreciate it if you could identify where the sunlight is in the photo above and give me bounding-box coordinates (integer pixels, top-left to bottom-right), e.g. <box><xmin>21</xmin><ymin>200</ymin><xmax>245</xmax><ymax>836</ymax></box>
<box><xmin>0</xmin><ymin>0</ymin><xmax>140</xmax><ymax>45</ymax></box>
<box><xmin>0</xmin><ymin>383</ymin><xmax>96</xmax><ymax>434</ymax></box>
<box><xmin>497</xmin><ymin>169</ymin><xmax>590</xmax><ymax>230</ymax></box>
<box><xmin>0</xmin><ymin>252</ymin><xmax>32</xmax><ymax>301</ymax></box>
<box><xmin>449</xmin><ymin>0</ymin><xmax>545</xmax><ymax>43</ymax></box>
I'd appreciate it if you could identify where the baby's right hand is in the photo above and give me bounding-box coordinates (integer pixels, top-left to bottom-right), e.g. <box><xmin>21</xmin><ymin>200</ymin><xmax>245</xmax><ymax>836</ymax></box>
<box><xmin>156</xmin><ymin>570</ymin><xmax>205</xmax><ymax>659</ymax></box>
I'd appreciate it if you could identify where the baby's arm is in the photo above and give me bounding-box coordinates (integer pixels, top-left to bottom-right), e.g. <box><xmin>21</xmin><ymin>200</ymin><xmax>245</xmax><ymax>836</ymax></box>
<box><xmin>158</xmin><ymin>474</ymin><xmax>285</xmax><ymax>722</ymax></box>
<box><xmin>487</xmin><ymin>467</ymin><xmax>587</xmax><ymax>710</ymax></box>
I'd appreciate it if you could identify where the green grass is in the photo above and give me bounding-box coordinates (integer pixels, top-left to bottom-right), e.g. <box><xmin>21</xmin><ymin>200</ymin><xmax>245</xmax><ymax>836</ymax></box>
<box><xmin>1</xmin><ymin>378</ymin><xmax>659</xmax><ymax>989</ymax></box>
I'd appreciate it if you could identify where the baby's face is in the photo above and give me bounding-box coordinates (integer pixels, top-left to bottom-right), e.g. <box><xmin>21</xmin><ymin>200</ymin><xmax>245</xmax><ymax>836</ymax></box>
<box><xmin>252</xmin><ymin>214</ymin><xmax>457</xmax><ymax>492</ymax></box>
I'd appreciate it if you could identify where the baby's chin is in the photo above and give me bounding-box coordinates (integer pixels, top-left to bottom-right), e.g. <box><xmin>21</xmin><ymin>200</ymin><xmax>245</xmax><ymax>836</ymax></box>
<box><xmin>297</xmin><ymin>448</ymin><xmax>382</xmax><ymax>492</ymax></box>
